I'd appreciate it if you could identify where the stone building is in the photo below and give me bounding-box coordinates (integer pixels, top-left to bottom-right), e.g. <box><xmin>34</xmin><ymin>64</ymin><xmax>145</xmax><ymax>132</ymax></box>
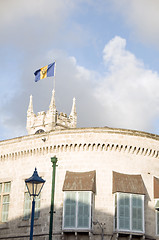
<box><xmin>0</xmin><ymin>90</ymin><xmax>159</xmax><ymax>240</ymax></box>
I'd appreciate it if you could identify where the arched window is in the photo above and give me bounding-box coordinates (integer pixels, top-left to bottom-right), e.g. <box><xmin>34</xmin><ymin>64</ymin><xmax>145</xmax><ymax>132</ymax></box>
<box><xmin>35</xmin><ymin>129</ymin><xmax>45</xmax><ymax>134</ymax></box>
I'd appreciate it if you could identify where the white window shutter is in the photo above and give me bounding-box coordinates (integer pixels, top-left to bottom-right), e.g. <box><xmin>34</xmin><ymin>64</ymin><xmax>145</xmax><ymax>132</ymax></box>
<box><xmin>118</xmin><ymin>193</ymin><xmax>130</xmax><ymax>230</ymax></box>
<box><xmin>77</xmin><ymin>192</ymin><xmax>90</xmax><ymax>228</ymax></box>
<box><xmin>35</xmin><ymin>195</ymin><xmax>41</xmax><ymax>219</ymax></box>
<box><xmin>64</xmin><ymin>192</ymin><xmax>76</xmax><ymax>228</ymax></box>
<box><xmin>23</xmin><ymin>192</ymin><xmax>31</xmax><ymax>220</ymax></box>
<box><xmin>157</xmin><ymin>210</ymin><xmax>159</xmax><ymax>235</ymax></box>
<box><xmin>132</xmin><ymin>195</ymin><xmax>143</xmax><ymax>232</ymax></box>
<box><xmin>2</xmin><ymin>195</ymin><xmax>10</xmax><ymax>222</ymax></box>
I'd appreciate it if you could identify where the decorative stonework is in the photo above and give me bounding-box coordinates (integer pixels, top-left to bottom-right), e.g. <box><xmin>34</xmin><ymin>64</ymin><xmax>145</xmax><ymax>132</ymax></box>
<box><xmin>26</xmin><ymin>89</ymin><xmax>77</xmax><ymax>134</ymax></box>
<box><xmin>1</xmin><ymin>141</ymin><xmax>159</xmax><ymax>160</ymax></box>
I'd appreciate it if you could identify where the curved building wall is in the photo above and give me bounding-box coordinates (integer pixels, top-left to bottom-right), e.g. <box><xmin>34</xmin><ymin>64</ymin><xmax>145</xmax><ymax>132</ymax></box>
<box><xmin>0</xmin><ymin>127</ymin><xmax>159</xmax><ymax>239</ymax></box>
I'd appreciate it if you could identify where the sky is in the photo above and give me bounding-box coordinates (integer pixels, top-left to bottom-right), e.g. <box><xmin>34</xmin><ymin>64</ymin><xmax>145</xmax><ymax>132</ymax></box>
<box><xmin>1</xmin><ymin>0</ymin><xmax>159</xmax><ymax>140</ymax></box>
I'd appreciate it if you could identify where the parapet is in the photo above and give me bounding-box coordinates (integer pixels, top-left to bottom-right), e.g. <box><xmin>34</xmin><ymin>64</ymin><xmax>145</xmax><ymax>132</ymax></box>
<box><xmin>26</xmin><ymin>90</ymin><xmax>77</xmax><ymax>135</ymax></box>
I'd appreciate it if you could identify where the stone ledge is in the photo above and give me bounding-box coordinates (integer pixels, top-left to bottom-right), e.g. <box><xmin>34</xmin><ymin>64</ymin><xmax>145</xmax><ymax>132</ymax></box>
<box><xmin>0</xmin><ymin>222</ymin><xmax>9</xmax><ymax>230</ymax></box>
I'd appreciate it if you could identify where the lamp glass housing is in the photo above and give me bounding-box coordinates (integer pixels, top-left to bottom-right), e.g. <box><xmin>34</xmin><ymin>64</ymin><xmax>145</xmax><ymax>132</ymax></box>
<box><xmin>25</xmin><ymin>168</ymin><xmax>45</xmax><ymax>197</ymax></box>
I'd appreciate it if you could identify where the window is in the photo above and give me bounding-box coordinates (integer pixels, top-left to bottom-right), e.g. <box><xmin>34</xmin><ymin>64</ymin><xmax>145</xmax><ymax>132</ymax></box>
<box><xmin>0</xmin><ymin>182</ymin><xmax>11</xmax><ymax>222</ymax></box>
<box><xmin>115</xmin><ymin>193</ymin><xmax>144</xmax><ymax>233</ymax></box>
<box><xmin>156</xmin><ymin>209</ymin><xmax>159</xmax><ymax>235</ymax></box>
<box><xmin>23</xmin><ymin>192</ymin><xmax>41</xmax><ymax>220</ymax></box>
<box><xmin>155</xmin><ymin>200</ymin><xmax>159</xmax><ymax>235</ymax></box>
<box><xmin>63</xmin><ymin>191</ymin><xmax>92</xmax><ymax>230</ymax></box>
<box><xmin>35</xmin><ymin>129</ymin><xmax>45</xmax><ymax>134</ymax></box>
<box><xmin>154</xmin><ymin>177</ymin><xmax>159</xmax><ymax>235</ymax></box>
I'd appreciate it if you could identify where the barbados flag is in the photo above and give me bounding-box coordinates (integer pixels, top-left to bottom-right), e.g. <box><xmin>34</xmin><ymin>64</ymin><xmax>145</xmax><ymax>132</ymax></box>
<box><xmin>34</xmin><ymin>62</ymin><xmax>56</xmax><ymax>82</ymax></box>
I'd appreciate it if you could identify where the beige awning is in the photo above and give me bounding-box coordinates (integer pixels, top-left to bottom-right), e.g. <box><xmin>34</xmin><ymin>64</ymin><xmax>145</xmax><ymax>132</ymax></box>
<box><xmin>112</xmin><ymin>171</ymin><xmax>146</xmax><ymax>195</ymax></box>
<box><xmin>63</xmin><ymin>170</ymin><xmax>96</xmax><ymax>193</ymax></box>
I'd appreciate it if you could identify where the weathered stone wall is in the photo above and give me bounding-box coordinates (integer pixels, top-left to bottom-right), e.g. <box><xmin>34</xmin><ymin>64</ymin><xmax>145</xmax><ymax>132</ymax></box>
<box><xmin>0</xmin><ymin>127</ymin><xmax>159</xmax><ymax>239</ymax></box>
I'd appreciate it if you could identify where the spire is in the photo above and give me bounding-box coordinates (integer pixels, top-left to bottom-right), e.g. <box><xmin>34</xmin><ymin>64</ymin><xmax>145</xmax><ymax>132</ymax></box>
<box><xmin>69</xmin><ymin>97</ymin><xmax>77</xmax><ymax>128</ymax></box>
<box><xmin>27</xmin><ymin>95</ymin><xmax>34</xmax><ymax>115</ymax></box>
<box><xmin>70</xmin><ymin>97</ymin><xmax>76</xmax><ymax>117</ymax></box>
<box><xmin>49</xmin><ymin>89</ymin><xmax>56</xmax><ymax>112</ymax></box>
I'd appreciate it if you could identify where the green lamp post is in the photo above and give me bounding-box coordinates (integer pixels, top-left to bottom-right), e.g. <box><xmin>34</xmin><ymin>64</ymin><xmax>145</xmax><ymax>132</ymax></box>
<box><xmin>49</xmin><ymin>156</ymin><xmax>58</xmax><ymax>240</ymax></box>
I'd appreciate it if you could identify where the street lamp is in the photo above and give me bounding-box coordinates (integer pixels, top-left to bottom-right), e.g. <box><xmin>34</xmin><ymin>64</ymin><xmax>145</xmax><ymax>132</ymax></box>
<box><xmin>25</xmin><ymin>168</ymin><xmax>45</xmax><ymax>240</ymax></box>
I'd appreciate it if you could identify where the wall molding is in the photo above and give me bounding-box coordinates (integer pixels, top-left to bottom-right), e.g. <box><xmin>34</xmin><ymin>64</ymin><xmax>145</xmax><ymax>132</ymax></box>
<box><xmin>0</xmin><ymin>142</ymin><xmax>159</xmax><ymax>160</ymax></box>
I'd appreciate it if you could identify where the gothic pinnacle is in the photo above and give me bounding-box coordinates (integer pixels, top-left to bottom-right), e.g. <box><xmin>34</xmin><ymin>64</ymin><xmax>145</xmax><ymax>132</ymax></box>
<box><xmin>70</xmin><ymin>97</ymin><xmax>77</xmax><ymax>117</ymax></box>
<box><xmin>49</xmin><ymin>89</ymin><xmax>56</xmax><ymax>112</ymax></box>
<box><xmin>27</xmin><ymin>95</ymin><xmax>34</xmax><ymax>115</ymax></box>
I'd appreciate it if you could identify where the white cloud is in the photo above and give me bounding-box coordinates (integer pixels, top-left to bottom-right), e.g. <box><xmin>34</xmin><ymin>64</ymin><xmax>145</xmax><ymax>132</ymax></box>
<box><xmin>112</xmin><ymin>0</ymin><xmax>159</xmax><ymax>46</ymax></box>
<box><xmin>103</xmin><ymin>36</ymin><xmax>143</xmax><ymax>71</ymax></box>
<box><xmin>94</xmin><ymin>36</ymin><xmax>159</xmax><ymax>131</ymax></box>
<box><xmin>1</xmin><ymin>0</ymin><xmax>159</xmax><ymax>139</ymax></box>
<box><xmin>0</xmin><ymin>0</ymin><xmax>75</xmax><ymax>25</ymax></box>
<box><xmin>1</xmin><ymin>35</ymin><xmax>159</xmax><ymax>140</ymax></box>
<box><xmin>0</xmin><ymin>0</ymin><xmax>79</xmax><ymax>50</ymax></box>
<box><xmin>0</xmin><ymin>48</ymin><xmax>101</xmax><ymax>140</ymax></box>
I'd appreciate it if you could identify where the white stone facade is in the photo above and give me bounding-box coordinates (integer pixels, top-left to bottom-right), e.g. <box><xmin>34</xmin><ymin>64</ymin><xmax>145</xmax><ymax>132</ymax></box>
<box><xmin>1</xmin><ymin>92</ymin><xmax>159</xmax><ymax>240</ymax></box>
<box><xmin>0</xmin><ymin>127</ymin><xmax>159</xmax><ymax>240</ymax></box>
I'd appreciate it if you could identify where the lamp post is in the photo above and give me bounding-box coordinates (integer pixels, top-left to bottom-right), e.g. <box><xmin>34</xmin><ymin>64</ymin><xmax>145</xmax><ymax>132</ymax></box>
<box><xmin>25</xmin><ymin>168</ymin><xmax>45</xmax><ymax>240</ymax></box>
<box><xmin>49</xmin><ymin>156</ymin><xmax>58</xmax><ymax>240</ymax></box>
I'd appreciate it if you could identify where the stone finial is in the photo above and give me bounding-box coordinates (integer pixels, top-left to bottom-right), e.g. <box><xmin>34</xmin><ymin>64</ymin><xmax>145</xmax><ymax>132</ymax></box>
<box><xmin>69</xmin><ymin>97</ymin><xmax>77</xmax><ymax>128</ymax></box>
<box><xmin>26</xmin><ymin>95</ymin><xmax>35</xmax><ymax>134</ymax></box>
<box><xmin>49</xmin><ymin>89</ymin><xmax>56</xmax><ymax>112</ymax></box>
<box><xmin>27</xmin><ymin>95</ymin><xmax>34</xmax><ymax>115</ymax></box>
<box><xmin>70</xmin><ymin>97</ymin><xmax>76</xmax><ymax>117</ymax></box>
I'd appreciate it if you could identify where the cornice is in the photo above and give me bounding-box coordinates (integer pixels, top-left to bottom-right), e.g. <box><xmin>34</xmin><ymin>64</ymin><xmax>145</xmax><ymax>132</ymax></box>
<box><xmin>0</xmin><ymin>127</ymin><xmax>159</xmax><ymax>160</ymax></box>
<box><xmin>1</xmin><ymin>127</ymin><xmax>159</xmax><ymax>143</ymax></box>
<box><xmin>0</xmin><ymin>141</ymin><xmax>158</xmax><ymax>161</ymax></box>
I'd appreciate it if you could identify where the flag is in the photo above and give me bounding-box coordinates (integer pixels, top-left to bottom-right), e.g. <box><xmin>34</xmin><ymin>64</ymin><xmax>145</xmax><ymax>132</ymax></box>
<box><xmin>34</xmin><ymin>62</ymin><xmax>56</xmax><ymax>82</ymax></box>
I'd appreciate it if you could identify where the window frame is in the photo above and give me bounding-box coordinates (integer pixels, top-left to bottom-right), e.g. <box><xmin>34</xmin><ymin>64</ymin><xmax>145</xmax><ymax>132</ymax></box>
<box><xmin>0</xmin><ymin>182</ymin><xmax>11</xmax><ymax>223</ymax></box>
<box><xmin>155</xmin><ymin>199</ymin><xmax>159</xmax><ymax>235</ymax></box>
<box><xmin>115</xmin><ymin>192</ymin><xmax>145</xmax><ymax>234</ymax></box>
<box><xmin>62</xmin><ymin>191</ymin><xmax>93</xmax><ymax>231</ymax></box>
<box><xmin>23</xmin><ymin>190</ymin><xmax>41</xmax><ymax>220</ymax></box>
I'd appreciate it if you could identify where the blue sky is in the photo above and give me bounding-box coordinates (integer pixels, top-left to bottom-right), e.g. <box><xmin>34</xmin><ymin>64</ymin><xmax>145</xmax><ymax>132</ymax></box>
<box><xmin>1</xmin><ymin>0</ymin><xmax>159</xmax><ymax>140</ymax></box>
